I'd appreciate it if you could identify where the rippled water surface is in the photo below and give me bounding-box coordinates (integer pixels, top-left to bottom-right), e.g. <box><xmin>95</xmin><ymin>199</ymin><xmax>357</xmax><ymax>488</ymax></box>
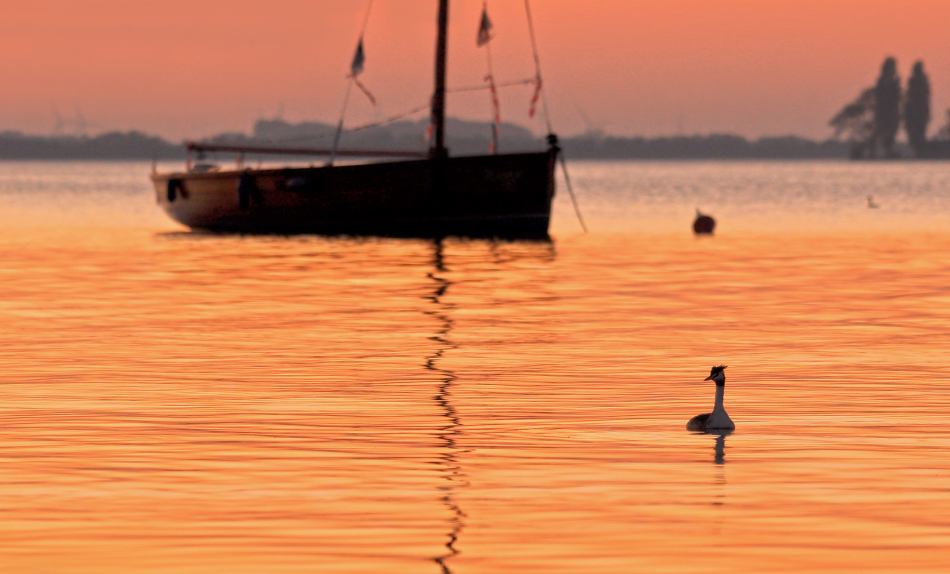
<box><xmin>1</xmin><ymin>161</ymin><xmax>950</xmax><ymax>572</ymax></box>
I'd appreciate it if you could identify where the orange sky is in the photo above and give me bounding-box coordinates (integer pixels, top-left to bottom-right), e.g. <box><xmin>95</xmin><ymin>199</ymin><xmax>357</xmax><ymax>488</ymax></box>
<box><xmin>3</xmin><ymin>0</ymin><xmax>950</xmax><ymax>140</ymax></box>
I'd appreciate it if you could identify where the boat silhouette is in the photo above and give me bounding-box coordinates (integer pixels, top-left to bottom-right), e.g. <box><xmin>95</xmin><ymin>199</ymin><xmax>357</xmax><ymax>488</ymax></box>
<box><xmin>151</xmin><ymin>0</ymin><xmax>560</xmax><ymax>239</ymax></box>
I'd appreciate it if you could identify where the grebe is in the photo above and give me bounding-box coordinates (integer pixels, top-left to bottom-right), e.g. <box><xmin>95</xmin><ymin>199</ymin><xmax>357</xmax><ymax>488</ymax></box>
<box><xmin>687</xmin><ymin>365</ymin><xmax>735</xmax><ymax>432</ymax></box>
<box><xmin>693</xmin><ymin>209</ymin><xmax>716</xmax><ymax>235</ymax></box>
<box><xmin>867</xmin><ymin>195</ymin><xmax>880</xmax><ymax>209</ymax></box>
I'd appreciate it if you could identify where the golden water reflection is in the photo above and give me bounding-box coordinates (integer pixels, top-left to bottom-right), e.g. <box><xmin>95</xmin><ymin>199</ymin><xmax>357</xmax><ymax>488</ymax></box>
<box><xmin>0</xmin><ymin>220</ymin><xmax>949</xmax><ymax>570</ymax></box>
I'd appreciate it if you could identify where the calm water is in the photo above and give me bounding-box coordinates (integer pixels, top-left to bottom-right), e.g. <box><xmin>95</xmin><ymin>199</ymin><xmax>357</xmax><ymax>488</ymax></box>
<box><xmin>1</xmin><ymin>160</ymin><xmax>950</xmax><ymax>572</ymax></box>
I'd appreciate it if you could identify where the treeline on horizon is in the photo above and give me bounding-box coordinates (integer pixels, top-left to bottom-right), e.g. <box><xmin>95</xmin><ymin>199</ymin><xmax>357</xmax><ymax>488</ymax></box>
<box><xmin>831</xmin><ymin>57</ymin><xmax>950</xmax><ymax>159</ymax></box>
<box><xmin>0</xmin><ymin>122</ymin><xmax>852</xmax><ymax>161</ymax></box>
<box><xmin>0</xmin><ymin>130</ymin><xmax>181</xmax><ymax>160</ymax></box>
<box><xmin>8</xmin><ymin>57</ymin><xmax>950</xmax><ymax>162</ymax></box>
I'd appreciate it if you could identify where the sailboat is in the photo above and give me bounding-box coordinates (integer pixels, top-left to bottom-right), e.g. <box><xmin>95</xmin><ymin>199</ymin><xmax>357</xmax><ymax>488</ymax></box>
<box><xmin>150</xmin><ymin>0</ymin><xmax>561</xmax><ymax>239</ymax></box>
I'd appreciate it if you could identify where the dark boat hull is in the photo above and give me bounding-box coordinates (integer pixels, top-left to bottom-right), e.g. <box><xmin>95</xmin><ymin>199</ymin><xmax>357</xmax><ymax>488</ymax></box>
<box><xmin>151</xmin><ymin>150</ymin><xmax>557</xmax><ymax>238</ymax></box>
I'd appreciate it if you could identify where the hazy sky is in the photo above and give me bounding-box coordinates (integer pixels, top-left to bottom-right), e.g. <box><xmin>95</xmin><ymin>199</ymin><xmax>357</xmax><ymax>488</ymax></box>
<box><xmin>3</xmin><ymin>0</ymin><xmax>950</xmax><ymax>140</ymax></box>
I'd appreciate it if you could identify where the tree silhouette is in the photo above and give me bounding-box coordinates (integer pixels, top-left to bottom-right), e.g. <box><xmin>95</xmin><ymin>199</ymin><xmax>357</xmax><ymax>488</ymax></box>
<box><xmin>874</xmin><ymin>57</ymin><xmax>902</xmax><ymax>158</ymax></box>
<box><xmin>830</xmin><ymin>88</ymin><xmax>875</xmax><ymax>159</ymax></box>
<box><xmin>904</xmin><ymin>61</ymin><xmax>931</xmax><ymax>158</ymax></box>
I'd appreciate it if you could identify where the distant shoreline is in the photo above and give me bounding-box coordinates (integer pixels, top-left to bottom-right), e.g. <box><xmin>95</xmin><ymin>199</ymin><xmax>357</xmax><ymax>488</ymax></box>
<box><xmin>0</xmin><ymin>122</ymin><xmax>904</xmax><ymax>161</ymax></box>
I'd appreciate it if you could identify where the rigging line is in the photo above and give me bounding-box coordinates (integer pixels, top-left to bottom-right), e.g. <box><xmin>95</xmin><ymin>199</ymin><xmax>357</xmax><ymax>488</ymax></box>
<box><xmin>239</xmin><ymin>103</ymin><xmax>431</xmax><ymax>148</ymax></box>
<box><xmin>329</xmin><ymin>78</ymin><xmax>354</xmax><ymax>166</ymax></box>
<box><xmin>330</xmin><ymin>0</ymin><xmax>376</xmax><ymax>165</ymax></box>
<box><xmin>524</xmin><ymin>0</ymin><xmax>587</xmax><ymax>233</ymax></box>
<box><xmin>347</xmin><ymin>103</ymin><xmax>431</xmax><ymax>133</ymax></box>
<box><xmin>484</xmin><ymin>35</ymin><xmax>499</xmax><ymax>154</ymax></box>
<box><xmin>258</xmin><ymin>133</ymin><xmax>334</xmax><ymax>146</ymax></box>
<box><xmin>359</xmin><ymin>0</ymin><xmax>375</xmax><ymax>36</ymax></box>
<box><xmin>559</xmin><ymin>155</ymin><xmax>588</xmax><ymax>233</ymax></box>
<box><xmin>448</xmin><ymin>78</ymin><xmax>535</xmax><ymax>94</ymax></box>
<box><xmin>524</xmin><ymin>0</ymin><xmax>553</xmax><ymax>134</ymax></box>
<box><xmin>195</xmin><ymin>105</ymin><xmax>431</xmax><ymax>155</ymax></box>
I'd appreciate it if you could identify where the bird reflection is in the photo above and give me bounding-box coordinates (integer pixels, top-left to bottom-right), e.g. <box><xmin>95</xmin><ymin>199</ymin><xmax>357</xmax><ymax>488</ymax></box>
<box><xmin>710</xmin><ymin>429</ymin><xmax>732</xmax><ymax>465</ymax></box>
<box><xmin>707</xmin><ymin>430</ymin><xmax>731</xmax><ymax>527</ymax></box>
<box><xmin>425</xmin><ymin>239</ymin><xmax>466</xmax><ymax>574</ymax></box>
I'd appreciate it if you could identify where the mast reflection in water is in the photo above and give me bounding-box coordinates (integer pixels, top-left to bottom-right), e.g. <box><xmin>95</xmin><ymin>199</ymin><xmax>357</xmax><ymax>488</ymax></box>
<box><xmin>425</xmin><ymin>240</ymin><xmax>466</xmax><ymax>574</ymax></box>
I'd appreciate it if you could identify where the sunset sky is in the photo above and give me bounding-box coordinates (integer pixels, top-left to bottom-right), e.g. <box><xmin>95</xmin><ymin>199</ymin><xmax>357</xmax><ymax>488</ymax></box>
<box><xmin>3</xmin><ymin>0</ymin><xmax>950</xmax><ymax>141</ymax></box>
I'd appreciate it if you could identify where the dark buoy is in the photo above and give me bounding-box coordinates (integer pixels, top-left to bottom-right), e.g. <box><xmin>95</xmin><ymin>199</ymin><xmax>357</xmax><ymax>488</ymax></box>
<box><xmin>693</xmin><ymin>209</ymin><xmax>716</xmax><ymax>235</ymax></box>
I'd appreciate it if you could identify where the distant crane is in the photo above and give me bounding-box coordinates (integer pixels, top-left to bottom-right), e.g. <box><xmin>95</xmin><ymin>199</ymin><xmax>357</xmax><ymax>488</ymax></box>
<box><xmin>573</xmin><ymin>101</ymin><xmax>607</xmax><ymax>139</ymax></box>
<box><xmin>51</xmin><ymin>104</ymin><xmax>91</xmax><ymax>137</ymax></box>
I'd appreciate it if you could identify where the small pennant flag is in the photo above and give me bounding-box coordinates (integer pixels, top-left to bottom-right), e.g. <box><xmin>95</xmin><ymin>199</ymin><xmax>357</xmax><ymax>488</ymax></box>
<box><xmin>529</xmin><ymin>77</ymin><xmax>543</xmax><ymax>118</ymax></box>
<box><xmin>354</xmin><ymin>77</ymin><xmax>377</xmax><ymax>106</ymax></box>
<box><xmin>351</xmin><ymin>38</ymin><xmax>366</xmax><ymax>77</ymax></box>
<box><xmin>477</xmin><ymin>6</ymin><xmax>494</xmax><ymax>47</ymax></box>
<box><xmin>488</xmin><ymin>77</ymin><xmax>500</xmax><ymax>153</ymax></box>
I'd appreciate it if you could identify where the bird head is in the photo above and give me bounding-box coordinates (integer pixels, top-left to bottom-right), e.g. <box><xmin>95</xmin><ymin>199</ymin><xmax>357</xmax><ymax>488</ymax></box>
<box><xmin>704</xmin><ymin>365</ymin><xmax>727</xmax><ymax>386</ymax></box>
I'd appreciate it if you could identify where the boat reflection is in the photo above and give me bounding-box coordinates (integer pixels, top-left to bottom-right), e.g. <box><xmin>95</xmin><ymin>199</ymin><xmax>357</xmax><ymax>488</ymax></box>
<box><xmin>425</xmin><ymin>240</ymin><xmax>466</xmax><ymax>574</ymax></box>
<box><xmin>424</xmin><ymin>237</ymin><xmax>555</xmax><ymax>572</ymax></box>
<box><xmin>488</xmin><ymin>237</ymin><xmax>557</xmax><ymax>266</ymax></box>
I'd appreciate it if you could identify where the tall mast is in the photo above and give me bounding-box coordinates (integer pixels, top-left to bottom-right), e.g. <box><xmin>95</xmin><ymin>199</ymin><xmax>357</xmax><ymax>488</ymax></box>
<box><xmin>431</xmin><ymin>0</ymin><xmax>449</xmax><ymax>158</ymax></box>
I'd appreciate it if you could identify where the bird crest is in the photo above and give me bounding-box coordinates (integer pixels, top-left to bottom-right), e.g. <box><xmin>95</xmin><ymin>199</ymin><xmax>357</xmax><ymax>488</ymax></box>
<box><xmin>705</xmin><ymin>365</ymin><xmax>728</xmax><ymax>382</ymax></box>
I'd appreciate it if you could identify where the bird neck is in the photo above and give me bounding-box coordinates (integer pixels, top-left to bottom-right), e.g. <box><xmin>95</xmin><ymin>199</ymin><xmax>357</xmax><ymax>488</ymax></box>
<box><xmin>714</xmin><ymin>384</ymin><xmax>726</xmax><ymax>412</ymax></box>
